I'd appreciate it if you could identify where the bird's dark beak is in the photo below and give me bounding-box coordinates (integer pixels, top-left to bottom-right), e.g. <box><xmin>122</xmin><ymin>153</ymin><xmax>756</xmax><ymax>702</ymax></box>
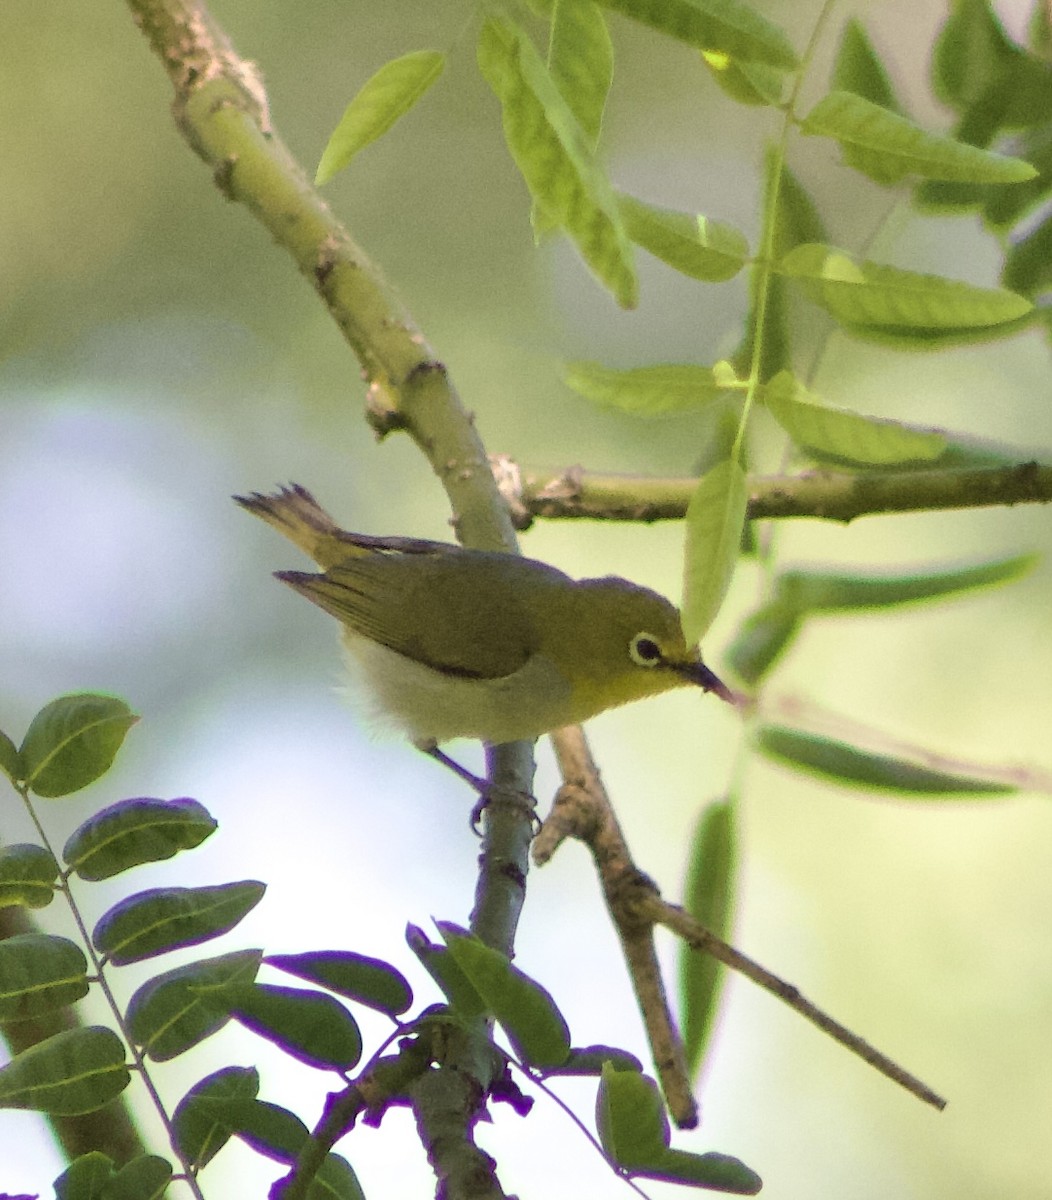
<box><xmin>676</xmin><ymin>660</ymin><xmax>737</xmax><ymax>706</ymax></box>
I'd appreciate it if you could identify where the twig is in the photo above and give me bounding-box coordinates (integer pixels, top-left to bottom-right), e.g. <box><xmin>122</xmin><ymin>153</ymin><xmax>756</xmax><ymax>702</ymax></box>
<box><xmin>496</xmin><ymin>459</ymin><xmax>1052</xmax><ymax>526</ymax></box>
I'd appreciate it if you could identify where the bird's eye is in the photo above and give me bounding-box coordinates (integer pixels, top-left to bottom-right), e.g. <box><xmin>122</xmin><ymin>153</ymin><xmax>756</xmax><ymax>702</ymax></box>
<box><xmin>629</xmin><ymin>633</ymin><xmax>663</xmax><ymax>667</ymax></box>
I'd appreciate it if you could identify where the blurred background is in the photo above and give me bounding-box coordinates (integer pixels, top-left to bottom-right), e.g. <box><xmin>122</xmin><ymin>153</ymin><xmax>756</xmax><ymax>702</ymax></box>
<box><xmin>1</xmin><ymin>1</ymin><xmax>1050</xmax><ymax>1196</ymax></box>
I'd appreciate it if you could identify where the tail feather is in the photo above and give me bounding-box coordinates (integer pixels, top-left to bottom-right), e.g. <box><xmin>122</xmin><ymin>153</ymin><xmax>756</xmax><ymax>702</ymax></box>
<box><xmin>234</xmin><ymin>484</ymin><xmax>358</xmax><ymax>567</ymax></box>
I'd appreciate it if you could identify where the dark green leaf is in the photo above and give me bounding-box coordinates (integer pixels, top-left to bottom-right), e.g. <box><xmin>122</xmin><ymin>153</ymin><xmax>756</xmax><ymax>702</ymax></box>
<box><xmin>478</xmin><ymin>14</ymin><xmax>637</xmax><ymax>307</ymax></box>
<box><xmin>593</xmin><ymin>0</ymin><xmax>797</xmax><ymax>68</ymax></box>
<box><xmin>316</xmin><ymin>51</ymin><xmax>446</xmax><ymax>184</ymax></box>
<box><xmin>20</xmin><ymin>694</ymin><xmax>137</xmax><ymax>798</ymax></box>
<box><xmin>173</xmin><ymin>1066</ymin><xmax>260</xmax><ymax>1171</ymax></box>
<box><xmin>63</xmin><ymin>796</ymin><xmax>217</xmax><ymax>881</ymax></box>
<box><xmin>266</xmin><ymin>949</ymin><xmax>412</xmax><ymax>1017</ymax></box>
<box><xmin>757</xmin><ymin>725</ymin><xmax>1018</xmax><ymax>795</ymax></box>
<box><xmin>101</xmin><ymin>1155</ymin><xmax>172</xmax><ymax>1200</ymax></box>
<box><xmin>0</xmin><ymin>933</ymin><xmax>89</xmax><ymax>1021</ymax></box>
<box><xmin>0</xmin><ymin>728</ymin><xmax>23</xmax><ymax>784</ymax></box>
<box><xmin>93</xmin><ymin>881</ymin><xmax>265</xmax><ymax>966</ymax></box>
<box><xmin>833</xmin><ymin>18</ymin><xmax>902</xmax><ymax>113</ymax></box>
<box><xmin>0</xmin><ymin>843</ymin><xmax>59</xmax><ymax>909</ymax></box>
<box><xmin>0</xmin><ymin>1027</ymin><xmax>129</xmax><ymax>1115</ymax></box>
<box><xmin>778</xmin><ymin>243</ymin><xmax>1032</xmax><ymax>332</ymax></box>
<box><xmin>681</xmin><ymin>458</ymin><xmax>749</xmax><ymax>644</ymax></box>
<box><xmin>216</xmin><ymin>1097</ymin><xmax>310</xmax><ymax>1163</ymax></box>
<box><xmin>801</xmin><ymin>91</ymin><xmax>1037</xmax><ymax>185</ymax></box>
<box><xmin>544</xmin><ymin>1044</ymin><xmax>643</xmax><ymax>1075</ymax></box>
<box><xmin>406</xmin><ymin>923</ymin><xmax>487</xmax><ymax>1018</ymax></box>
<box><xmin>1004</xmin><ymin>208</ymin><xmax>1052</xmax><ymax>297</ymax></box>
<box><xmin>440</xmin><ymin>924</ymin><xmax>571</xmax><ymax>1069</ymax></box>
<box><xmin>680</xmin><ymin>798</ymin><xmax>736</xmax><ymax>1080</ymax></box>
<box><xmin>565</xmin><ymin>360</ymin><xmax>735</xmax><ymax>415</ymax></box>
<box><xmin>126</xmin><ymin>949</ymin><xmax>262</xmax><ymax>1061</ymax></box>
<box><xmin>617</xmin><ymin>193</ymin><xmax>750</xmax><ymax>280</ymax></box>
<box><xmin>776</xmin><ymin>554</ymin><xmax>1036</xmax><ymax>612</ymax></box>
<box><xmin>54</xmin><ymin>1151</ymin><xmax>114</xmax><ymax>1200</ymax></box>
<box><xmin>763</xmin><ymin>370</ymin><xmax>945</xmax><ymax>465</ymax></box>
<box><xmin>725</xmin><ymin>600</ymin><xmax>802</xmax><ymax>684</ymax></box>
<box><xmin>230</xmin><ymin>983</ymin><xmax>362</xmax><ymax>1071</ymax></box>
<box><xmin>597</xmin><ymin>1065</ymin><xmax>760</xmax><ymax>1191</ymax></box>
<box><xmin>307</xmin><ymin>1153</ymin><xmax>366</xmax><ymax>1200</ymax></box>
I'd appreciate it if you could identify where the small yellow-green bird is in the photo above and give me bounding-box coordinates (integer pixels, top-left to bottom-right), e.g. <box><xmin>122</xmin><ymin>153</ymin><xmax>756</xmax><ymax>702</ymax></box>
<box><xmin>236</xmin><ymin>485</ymin><xmax>733</xmax><ymax>745</ymax></box>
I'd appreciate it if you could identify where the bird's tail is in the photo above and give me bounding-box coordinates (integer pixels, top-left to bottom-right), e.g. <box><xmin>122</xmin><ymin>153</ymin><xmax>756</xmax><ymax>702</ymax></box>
<box><xmin>234</xmin><ymin>484</ymin><xmax>362</xmax><ymax>568</ymax></box>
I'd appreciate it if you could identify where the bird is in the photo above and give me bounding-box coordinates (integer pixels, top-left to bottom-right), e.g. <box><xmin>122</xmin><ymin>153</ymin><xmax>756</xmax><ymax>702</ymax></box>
<box><xmin>235</xmin><ymin>484</ymin><xmax>733</xmax><ymax>746</ymax></box>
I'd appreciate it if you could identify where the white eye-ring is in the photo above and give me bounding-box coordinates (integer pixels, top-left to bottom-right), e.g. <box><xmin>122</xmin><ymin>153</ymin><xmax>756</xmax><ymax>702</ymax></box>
<box><xmin>629</xmin><ymin>633</ymin><xmax>663</xmax><ymax>667</ymax></box>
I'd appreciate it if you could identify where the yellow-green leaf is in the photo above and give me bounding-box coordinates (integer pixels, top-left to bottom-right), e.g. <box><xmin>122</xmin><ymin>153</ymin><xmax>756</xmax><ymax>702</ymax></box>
<box><xmin>681</xmin><ymin>458</ymin><xmax>748</xmax><ymax>644</ymax></box>
<box><xmin>315</xmin><ymin>51</ymin><xmax>445</xmax><ymax>185</ymax></box>
<box><xmin>565</xmin><ymin>360</ymin><xmax>732</xmax><ymax>415</ymax></box>
<box><xmin>549</xmin><ymin>0</ymin><xmax>612</xmax><ymax>147</ymax></box>
<box><xmin>700</xmin><ymin>49</ymin><xmax>785</xmax><ymax>106</ymax></box>
<box><xmin>763</xmin><ymin>370</ymin><xmax>945</xmax><ymax>465</ymax></box>
<box><xmin>617</xmin><ymin>193</ymin><xmax>750</xmax><ymax>281</ymax></box>
<box><xmin>800</xmin><ymin>91</ymin><xmax>1038</xmax><ymax>185</ymax></box>
<box><xmin>778</xmin><ymin>243</ymin><xmax>1032</xmax><ymax>331</ymax></box>
<box><xmin>832</xmin><ymin>19</ymin><xmax>902</xmax><ymax>113</ymax></box>
<box><xmin>478</xmin><ymin>14</ymin><xmax>637</xmax><ymax>307</ymax></box>
<box><xmin>593</xmin><ymin>0</ymin><xmax>797</xmax><ymax>68</ymax></box>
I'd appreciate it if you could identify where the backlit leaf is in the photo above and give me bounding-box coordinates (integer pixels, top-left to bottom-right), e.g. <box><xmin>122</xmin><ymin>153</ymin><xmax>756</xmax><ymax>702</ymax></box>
<box><xmin>266</xmin><ymin>949</ymin><xmax>412</xmax><ymax>1017</ymax></box>
<box><xmin>0</xmin><ymin>843</ymin><xmax>60</xmax><ymax>910</ymax></box>
<box><xmin>102</xmin><ymin>1155</ymin><xmax>173</xmax><ymax>1200</ymax></box>
<box><xmin>832</xmin><ymin>19</ymin><xmax>902</xmax><ymax>113</ymax></box>
<box><xmin>778</xmin><ymin>243</ymin><xmax>1032</xmax><ymax>331</ymax></box>
<box><xmin>478</xmin><ymin>14</ymin><xmax>637</xmax><ymax>307</ymax></box>
<box><xmin>700</xmin><ymin>49</ymin><xmax>785</xmax><ymax>106</ymax></box>
<box><xmin>593</xmin><ymin>0</ymin><xmax>797</xmax><ymax>68</ymax></box>
<box><xmin>173</xmin><ymin>1066</ymin><xmax>260</xmax><ymax>1171</ymax></box>
<box><xmin>316</xmin><ymin>51</ymin><xmax>445</xmax><ymax>184</ymax></box>
<box><xmin>681</xmin><ymin>458</ymin><xmax>749</xmax><ymax>644</ymax></box>
<box><xmin>800</xmin><ymin>91</ymin><xmax>1037</xmax><ymax>185</ymax></box>
<box><xmin>0</xmin><ymin>728</ymin><xmax>23</xmax><ymax>784</ymax></box>
<box><xmin>230</xmin><ymin>983</ymin><xmax>363</xmax><ymax>1071</ymax></box>
<box><xmin>617</xmin><ymin>193</ymin><xmax>749</xmax><ymax>281</ymax></box>
<box><xmin>565</xmin><ymin>360</ymin><xmax>732</xmax><ymax>415</ymax></box>
<box><xmin>549</xmin><ymin>0</ymin><xmax>612</xmax><ymax>147</ymax></box>
<box><xmin>20</xmin><ymin>694</ymin><xmax>137</xmax><ymax>798</ymax></box>
<box><xmin>0</xmin><ymin>934</ymin><xmax>89</xmax><ymax>1021</ymax></box>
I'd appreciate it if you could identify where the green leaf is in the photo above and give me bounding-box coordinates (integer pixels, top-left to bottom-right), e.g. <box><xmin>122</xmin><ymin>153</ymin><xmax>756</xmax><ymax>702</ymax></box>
<box><xmin>315</xmin><ymin>51</ymin><xmax>445</xmax><ymax>184</ymax></box>
<box><xmin>478</xmin><ymin>15</ymin><xmax>637</xmax><ymax>307</ymax></box>
<box><xmin>832</xmin><ymin>18</ymin><xmax>902</xmax><ymax>113</ymax></box>
<box><xmin>101</xmin><ymin>1155</ymin><xmax>173</xmax><ymax>1200</ymax></box>
<box><xmin>593</xmin><ymin>0</ymin><xmax>797</xmax><ymax>68</ymax></box>
<box><xmin>54</xmin><ymin>1151</ymin><xmax>114</xmax><ymax>1200</ymax></box>
<box><xmin>617</xmin><ymin>193</ymin><xmax>750</xmax><ymax>281</ymax></box>
<box><xmin>20</xmin><ymin>694</ymin><xmax>138</xmax><ymax>799</ymax></box>
<box><xmin>680</xmin><ymin>798</ymin><xmax>736</xmax><ymax>1080</ymax></box>
<box><xmin>440</xmin><ymin>924</ymin><xmax>572</xmax><ymax>1069</ymax></box>
<box><xmin>173</xmin><ymin>1066</ymin><xmax>260</xmax><ymax>1171</ymax></box>
<box><xmin>0</xmin><ymin>1026</ymin><xmax>129</xmax><ymax>1115</ymax></box>
<box><xmin>308</xmin><ymin>1153</ymin><xmax>366</xmax><ymax>1200</ymax></box>
<box><xmin>544</xmin><ymin>1044</ymin><xmax>643</xmax><ymax>1076</ymax></box>
<box><xmin>63</xmin><ymin>796</ymin><xmax>217</xmax><ymax>881</ymax></box>
<box><xmin>681</xmin><ymin>458</ymin><xmax>748</xmax><ymax>644</ymax></box>
<box><xmin>230</xmin><ymin>983</ymin><xmax>363</xmax><ymax>1071</ymax></box>
<box><xmin>763</xmin><ymin>370</ymin><xmax>945</xmax><ymax>465</ymax></box>
<box><xmin>0</xmin><ymin>843</ymin><xmax>60</xmax><ymax>909</ymax></box>
<box><xmin>800</xmin><ymin>91</ymin><xmax>1037</xmax><ymax>185</ymax></box>
<box><xmin>549</xmin><ymin>0</ymin><xmax>612</xmax><ymax>148</ymax></box>
<box><xmin>778</xmin><ymin>243</ymin><xmax>1032</xmax><ymax>332</ymax></box>
<box><xmin>724</xmin><ymin>599</ymin><xmax>802</xmax><ymax>685</ymax></box>
<box><xmin>0</xmin><ymin>934</ymin><xmax>89</xmax><ymax>1021</ymax></box>
<box><xmin>757</xmin><ymin>725</ymin><xmax>1018</xmax><ymax>795</ymax></box>
<box><xmin>0</xmin><ymin>728</ymin><xmax>23</xmax><ymax>784</ymax></box>
<box><xmin>213</xmin><ymin>1097</ymin><xmax>310</xmax><ymax>1163</ymax></box>
<box><xmin>1004</xmin><ymin>208</ymin><xmax>1052</xmax><ymax>297</ymax></box>
<box><xmin>93</xmin><ymin>881</ymin><xmax>265</xmax><ymax>966</ymax></box>
<box><xmin>126</xmin><ymin>949</ymin><xmax>262</xmax><ymax>1061</ymax></box>
<box><xmin>565</xmin><ymin>360</ymin><xmax>734</xmax><ymax>415</ymax></box>
<box><xmin>406</xmin><ymin>924</ymin><xmax>487</xmax><ymax>1018</ymax></box>
<box><xmin>266</xmin><ymin>949</ymin><xmax>412</xmax><ymax>1017</ymax></box>
<box><xmin>775</xmin><ymin>554</ymin><xmax>1036</xmax><ymax>612</ymax></box>
<box><xmin>700</xmin><ymin>49</ymin><xmax>785</xmax><ymax>106</ymax></box>
<box><xmin>597</xmin><ymin>1064</ymin><xmax>763</xmax><ymax>1191</ymax></box>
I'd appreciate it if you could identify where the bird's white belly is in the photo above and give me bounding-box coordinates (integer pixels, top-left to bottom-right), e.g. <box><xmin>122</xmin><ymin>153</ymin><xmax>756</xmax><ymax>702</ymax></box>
<box><xmin>341</xmin><ymin>631</ymin><xmax>575</xmax><ymax>744</ymax></box>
